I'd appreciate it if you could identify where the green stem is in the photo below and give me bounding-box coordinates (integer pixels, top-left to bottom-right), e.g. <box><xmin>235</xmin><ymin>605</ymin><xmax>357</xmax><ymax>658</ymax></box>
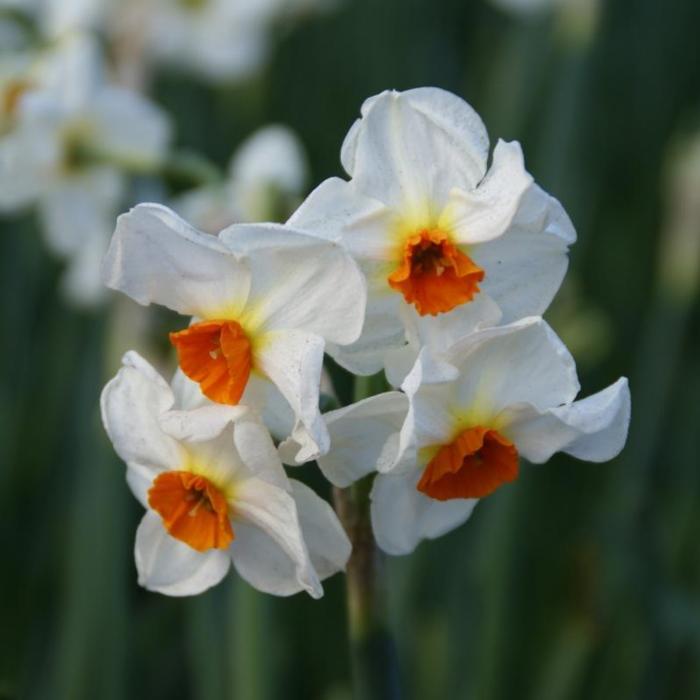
<box><xmin>333</xmin><ymin>371</ymin><xmax>401</xmax><ymax>700</ymax></box>
<box><xmin>334</xmin><ymin>480</ymin><xmax>402</xmax><ymax>700</ymax></box>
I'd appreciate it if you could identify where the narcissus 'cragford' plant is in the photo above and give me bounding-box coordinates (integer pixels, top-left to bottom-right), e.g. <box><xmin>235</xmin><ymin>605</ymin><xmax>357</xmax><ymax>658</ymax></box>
<box><xmin>317</xmin><ymin>317</ymin><xmax>630</xmax><ymax>554</ymax></box>
<box><xmin>101</xmin><ymin>351</ymin><xmax>350</xmax><ymax>597</ymax></box>
<box><xmin>102</xmin><ymin>202</ymin><xmax>366</xmax><ymax>462</ymax></box>
<box><xmin>289</xmin><ymin>87</ymin><xmax>575</xmax><ymax>383</ymax></box>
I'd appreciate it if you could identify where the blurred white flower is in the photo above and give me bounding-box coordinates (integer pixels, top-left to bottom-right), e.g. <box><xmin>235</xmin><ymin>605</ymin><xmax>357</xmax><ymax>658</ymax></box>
<box><xmin>101</xmin><ymin>351</ymin><xmax>351</xmax><ymax>597</ymax></box>
<box><xmin>174</xmin><ymin>125</ymin><xmax>309</xmax><ymax>233</ymax></box>
<box><xmin>289</xmin><ymin>88</ymin><xmax>575</xmax><ymax>380</ymax></box>
<box><xmin>0</xmin><ymin>34</ymin><xmax>171</xmax><ymax>306</ymax></box>
<box><xmin>141</xmin><ymin>0</ymin><xmax>333</xmax><ymax>83</ymax></box>
<box><xmin>102</xmin><ymin>203</ymin><xmax>366</xmax><ymax>462</ymax></box>
<box><xmin>317</xmin><ymin>318</ymin><xmax>630</xmax><ymax>555</ymax></box>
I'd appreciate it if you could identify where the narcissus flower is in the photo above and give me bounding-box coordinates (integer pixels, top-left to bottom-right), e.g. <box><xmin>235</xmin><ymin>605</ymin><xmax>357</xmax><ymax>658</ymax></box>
<box><xmin>102</xmin><ymin>203</ymin><xmax>366</xmax><ymax>462</ymax></box>
<box><xmin>141</xmin><ymin>0</ymin><xmax>335</xmax><ymax>83</ymax></box>
<box><xmin>174</xmin><ymin>124</ymin><xmax>308</xmax><ymax>233</ymax></box>
<box><xmin>101</xmin><ymin>351</ymin><xmax>351</xmax><ymax>596</ymax></box>
<box><xmin>317</xmin><ymin>318</ymin><xmax>630</xmax><ymax>555</ymax></box>
<box><xmin>289</xmin><ymin>88</ymin><xmax>576</xmax><ymax>377</ymax></box>
<box><xmin>0</xmin><ymin>34</ymin><xmax>170</xmax><ymax>305</ymax></box>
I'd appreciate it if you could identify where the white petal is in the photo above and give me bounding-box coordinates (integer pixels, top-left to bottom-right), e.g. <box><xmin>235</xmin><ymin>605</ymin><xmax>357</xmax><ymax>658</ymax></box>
<box><xmin>326</xmin><ymin>290</ymin><xmax>405</xmax><ymax>376</ymax></box>
<box><xmin>255</xmin><ymin>329</ymin><xmax>328</xmax><ymax>463</ymax></box>
<box><xmin>232</xmin><ymin>416</ymin><xmax>290</xmax><ymax>489</ymax></box>
<box><xmin>101</xmin><ymin>351</ymin><xmax>184</xmax><ymax>505</ymax></box>
<box><xmin>220</xmin><ymin>222</ymin><xmax>366</xmax><ymax>345</ymax></box>
<box><xmin>39</xmin><ymin>167</ymin><xmax>123</xmax><ymax>256</ymax></box>
<box><xmin>89</xmin><ymin>86</ymin><xmax>171</xmax><ymax>170</ymax></box>
<box><xmin>159</xmin><ymin>404</ymin><xmax>250</xmax><ymax>443</ymax></box>
<box><xmin>288</xmin><ymin>176</ymin><xmax>397</xmax><ymax>261</ymax></box>
<box><xmin>102</xmin><ymin>203</ymin><xmax>251</xmax><ymax>318</ymax></box>
<box><xmin>241</xmin><ymin>373</ymin><xmax>295</xmax><ymax>443</ymax></box>
<box><xmin>442</xmin><ymin>140</ymin><xmax>533</xmax><ymax>245</ymax></box>
<box><xmin>135</xmin><ymin>511</ymin><xmax>231</xmax><ymax>596</ymax></box>
<box><xmin>346</xmin><ymin>88</ymin><xmax>489</xmax><ymax>211</ymax></box>
<box><xmin>231</xmin><ymin>478</ymin><xmax>322</xmax><ymax>598</ymax></box>
<box><xmin>60</xmin><ymin>225</ymin><xmax>110</xmax><ymax>308</ymax></box>
<box><xmin>444</xmin><ymin>318</ymin><xmax>580</xmax><ymax>416</ymax></box>
<box><xmin>229</xmin><ymin>124</ymin><xmax>308</xmax><ymax>199</ymax></box>
<box><xmin>384</xmin><ymin>295</ymin><xmax>502</xmax><ymax>387</ymax></box>
<box><xmin>505</xmin><ymin>378</ymin><xmax>631</xmax><ymax>463</ymax></box>
<box><xmin>317</xmin><ymin>392</ymin><xmax>409</xmax><ymax>487</ymax></box>
<box><xmin>371</xmin><ymin>471</ymin><xmax>477</xmax><ymax>555</ymax></box>
<box><xmin>289</xmin><ymin>480</ymin><xmax>351</xmax><ymax>582</ymax></box>
<box><xmin>473</xmin><ymin>184</ymin><xmax>575</xmax><ymax>322</ymax></box>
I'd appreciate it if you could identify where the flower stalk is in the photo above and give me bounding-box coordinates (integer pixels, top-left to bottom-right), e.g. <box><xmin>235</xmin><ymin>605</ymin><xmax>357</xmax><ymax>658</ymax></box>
<box><xmin>334</xmin><ymin>478</ymin><xmax>402</xmax><ymax>700</ymax></box>
<box><xmin>333</xmin><ymin>372</ymin><xmax>401</xmax><ymax>700</ymax></box>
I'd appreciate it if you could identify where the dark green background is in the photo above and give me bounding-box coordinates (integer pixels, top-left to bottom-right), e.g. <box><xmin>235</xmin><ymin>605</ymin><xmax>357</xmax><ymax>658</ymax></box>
<box><xmin>2</xmin><ymin>0</ymin><xmax>700</xmax><ymax>698</ymax></box>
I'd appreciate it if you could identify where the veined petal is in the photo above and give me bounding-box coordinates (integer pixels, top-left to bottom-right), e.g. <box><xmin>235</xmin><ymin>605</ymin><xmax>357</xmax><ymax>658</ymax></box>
<box><xmin>135</xmin><ymin>511</ymin><xmax>231</xmax><ymax>596</ymax></box>
<box><xmin>504</xmin><ymin>378</ymin><xmax>631</xmax><ymax>463</ymax></box>
<box><xmin>220</xmin><ymin>222</ymin><xmax>366</xmax><ymax>345</ymax></box>
<box><xmin>101</xmin><ymin>351</ymin><xmax>184</xmax><ymax>506</ymax></box>
<box><xmin>287</xmin><ymin>176</ymin><xmax>397</xmax><ymax>260</ymax></box>
<box><xmin>326</xmin><ymin>290</ymin><xmax>405</xmax><ymax>377</ymax></box>
<box><xmin>473</xmin><ymin>184</ymin><xmax>576</xmax><ymax>323</ymax></box>
<box><xmin>370</xmin><ymin>471</ymin><xmax>477</xmax><ymax>556</ymax></box>
<box><xmin>441</xmin><ymin>140</ymin><xmax>532</xmax><ymax>245</ymax></box>
<box><xmin>102</xmin><ymin>203</ymin><xmax>251</xmax><ymax>319</ymax></box>
<box><xmin>347</xmin><ymin>88</ymin><xmax>489</xmax><ymax>211</ymax></box>
<box><xmin>317</xmin><ymin>392</ymin><xmax>409</xmax><ymax>487</ymax></box>
<box><xmin>443</xmin><ymin>317</ymin><xmax>580</xmax><ymax>417</ymax></box>
<box><xmin>384</xmin><ymin>295</ymin><xmax>502</xmax><ymax>388</ymax></box>
<box><xmin>231</xmin><ymin>478</ymin><xmax>322</xmax><ymax>598</ymax></box>
<box><xmin>289</xmin><ymin>480</ymin><xmax>351</xmax><ymax>582</ymax></box>
<box><xmin>254</xmin><ymin>329</ymin><xmax>328</xmax><ymax>463</ymax></box>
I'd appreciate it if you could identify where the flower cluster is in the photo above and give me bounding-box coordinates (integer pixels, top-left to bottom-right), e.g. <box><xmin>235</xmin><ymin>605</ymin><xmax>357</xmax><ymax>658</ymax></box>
<box><xmin>101</xmin><ymin>87</ymin><xmax>630</xmax><ymax>596</ymax></box>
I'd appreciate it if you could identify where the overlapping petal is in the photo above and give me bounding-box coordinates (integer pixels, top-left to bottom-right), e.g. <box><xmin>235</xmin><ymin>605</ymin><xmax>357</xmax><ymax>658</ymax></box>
<box><xmin>102</xmin><ymin>203</ymin><xmax>251</xmax><ymax>318</ymax></box>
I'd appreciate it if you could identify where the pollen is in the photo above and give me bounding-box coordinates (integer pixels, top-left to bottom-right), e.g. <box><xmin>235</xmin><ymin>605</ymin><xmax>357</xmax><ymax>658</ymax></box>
<box><xmin>417</xmin><ymin>426</ymin><xmax>519</xmax><ymax>500</ymax></box>
<box><xmin>388</xmin><ymin>229</ymin><xmax>484</xmax><ymax>316</ymax></box>
<box><xmin>170</xmin><ymin>319</ymin><xmax>252</xmax><ymax>405</ymax></box>
<box><xmin>148</xmin><ymin>471</ymin><xmax>234</xmax><ymax>552</ymax></box>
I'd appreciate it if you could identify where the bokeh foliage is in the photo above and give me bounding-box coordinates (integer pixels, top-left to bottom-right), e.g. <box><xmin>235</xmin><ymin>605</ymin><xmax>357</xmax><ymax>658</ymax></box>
<box><xmin>2</xmin><ymin>0</ymin><xmax>700</xmax><ymax>698</ymax></box>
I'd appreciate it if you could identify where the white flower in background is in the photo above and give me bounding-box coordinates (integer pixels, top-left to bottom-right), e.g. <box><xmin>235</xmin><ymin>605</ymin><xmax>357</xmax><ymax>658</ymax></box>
<box><xmin>102</xmin><ymin>203</ymin><xmax>366</xmax><ymax>462</ymax></box>
<box><xmin>39</xmin><ymin>0</ymin><xmax>110</xmax><ymax>38</ymax></box>
<box><xmin>0</xmin><ymin>34</ymin><xmax>171</xmax><ymax>306</ymax></box>
<box><xmin>141</xmin><ymin>0</ymin><xmax>331</xmax><ymax>83</ymax></box>
<box><xmin>317</xmin><ymin>318</ymin><xmax>630</xmax><ymax>555</ymax></box>
<box><xmin>101</xmin><ymin>351</ymin><xmax>350</xmax><ymax>597</ymax></box>
<box><xmin>289</xmin><ymin>87</ymin><xmax>576</xmax><ymax>380</ymax></box>
<box><xmin>174</xmin><ymin>125</ymin><xmax>309</xmax><ymax>233</ymax></box>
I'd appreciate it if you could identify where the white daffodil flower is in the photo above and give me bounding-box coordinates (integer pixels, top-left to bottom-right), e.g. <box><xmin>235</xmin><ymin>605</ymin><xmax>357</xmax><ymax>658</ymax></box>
<box><xmin>0</xmin><ymin>34</ymin><xmax>171</xmax><ymax>306</ymax></box>
<box><xmin>142</xmin><ymin>0</ymin><xmax>330</xmax><ymax>83</ymax></box>
<box><xmin>101</xmin><ymin>351</ymin><xmax>350</xmax><ymax>597</ymax></box>
<box><xmin>174</xmin><ymin>125</ymin><xmax>309</xmax><ymax>233</ymax></box>
<box><xmin>289</xmin><ymin>88</ymin><xmax>576</xmax><ymax>379</ymax></box>
<box><xmin>102</xmin><ymin>202</ymin><xmax>367</xmax><ymax>463</ymax></box>
<box><xmin>318</xmin><ymin>318</ymin><xmax>630</xmax><ymax>555</ymax></box>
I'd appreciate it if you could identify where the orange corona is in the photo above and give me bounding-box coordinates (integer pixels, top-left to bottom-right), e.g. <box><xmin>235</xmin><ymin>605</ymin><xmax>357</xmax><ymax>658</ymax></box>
<box><xmin>417</xmin><ymin>426</ymin><xmax>519</xmax><ymax>500</ymax></box>
<box><xmin>170</xmin><ymin>319</ymin><xmax>252</xmax><ymax>405</ymax></box>
<box><xmin>148</xmin><ymin>471</ymin><xmax>234</xmax><ymax>552</ymax></box>
<box><xmin>388</xmin><ymin>229</ymin><xmax>484</xmax><ymax>316</ymax></box>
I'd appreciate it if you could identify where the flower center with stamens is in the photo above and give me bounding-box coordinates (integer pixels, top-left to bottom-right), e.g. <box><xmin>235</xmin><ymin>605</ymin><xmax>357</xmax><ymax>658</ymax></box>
<box><xmin>417</xmin><ymin>426</ymin><xmax>519</xmax><ymax>500</ymax></box>
<box><xmin>148</xmin><ymin>471</ymin><xmax>234</xmax><ymax>551</ymax></box>
<box><xmin>170</xmin><ymin>319</ymin><xmax>252</xmax><ymax>405</ymax></box>
<box><xmin>388</xmin><ymin>229</ymin><xmax>484</xmax><ymax>316</ymax></box>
